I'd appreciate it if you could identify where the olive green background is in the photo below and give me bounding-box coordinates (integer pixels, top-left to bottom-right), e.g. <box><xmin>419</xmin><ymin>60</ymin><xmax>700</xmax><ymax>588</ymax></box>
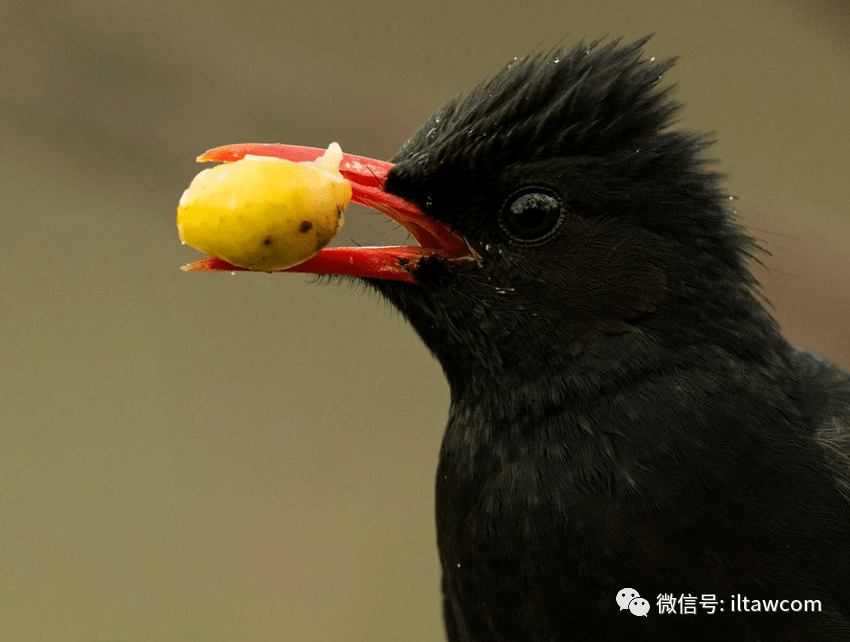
<box><xmin>2</xmin><ymin>1</ymin><xmax>848</xmax><ymax>641</ymax></box>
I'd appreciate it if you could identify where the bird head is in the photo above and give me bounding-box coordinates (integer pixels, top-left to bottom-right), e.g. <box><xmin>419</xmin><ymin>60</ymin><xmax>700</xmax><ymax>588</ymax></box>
<box><xmin>187</xmin><ymin>37</ymin><xmax>776</xmax><ymax>399</ymax></box>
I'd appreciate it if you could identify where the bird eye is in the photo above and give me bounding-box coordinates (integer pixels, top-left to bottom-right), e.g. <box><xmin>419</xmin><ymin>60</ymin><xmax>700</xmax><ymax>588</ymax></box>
<box><xmin>499</xmin><ymin>189</ymin><xmax>565</xmax><ymax>244</ymax></box>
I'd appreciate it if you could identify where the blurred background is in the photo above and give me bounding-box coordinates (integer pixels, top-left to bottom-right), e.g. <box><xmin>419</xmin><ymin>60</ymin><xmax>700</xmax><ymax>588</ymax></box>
<box><xmin>1</xmin><ymin>1</ymin><xmax>848</xmax><ymax>640</ymax></box>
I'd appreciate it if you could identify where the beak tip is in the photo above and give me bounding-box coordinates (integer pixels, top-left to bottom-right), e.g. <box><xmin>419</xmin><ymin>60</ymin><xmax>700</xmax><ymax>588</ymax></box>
<box><xmin>181</xmin><ymin>257</ymin><xmax>244</xmax><ymax>272</ymax></box>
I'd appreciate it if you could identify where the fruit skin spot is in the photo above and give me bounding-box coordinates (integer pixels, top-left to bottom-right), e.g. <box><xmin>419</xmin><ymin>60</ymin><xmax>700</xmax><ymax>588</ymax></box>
<box><xmin>300</xmin><ymin>221</ymin><xmax>313</xmax><ymax>233</ymax></box>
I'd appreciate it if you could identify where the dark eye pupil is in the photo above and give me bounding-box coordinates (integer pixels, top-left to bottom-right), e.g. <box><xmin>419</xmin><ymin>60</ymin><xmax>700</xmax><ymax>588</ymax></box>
<box><xmin>501</xmin><ymin>191</ymin><xmax>564</xmax><ymax>242</ymax></box>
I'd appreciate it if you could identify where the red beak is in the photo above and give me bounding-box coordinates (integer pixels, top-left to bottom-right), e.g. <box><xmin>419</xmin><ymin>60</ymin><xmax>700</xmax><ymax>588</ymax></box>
<box><xmin>181</xmin><ymin>144</ymin><xmax>475</xmax><ymax>283</ymax></box>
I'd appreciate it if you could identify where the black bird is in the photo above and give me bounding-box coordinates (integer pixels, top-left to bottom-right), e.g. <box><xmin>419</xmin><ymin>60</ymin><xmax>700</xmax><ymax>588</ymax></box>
<box><xmin>189</xmin><ymin>37</ymin><xmax>850</xmax><ymax>641</ymax></box>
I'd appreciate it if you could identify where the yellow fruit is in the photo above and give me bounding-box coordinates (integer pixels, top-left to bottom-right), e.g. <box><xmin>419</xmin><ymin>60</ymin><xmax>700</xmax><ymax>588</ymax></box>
<box><xmin>177</xmin><ymin>143</ymin><xmax>350</xmax><ymax>270</ymax></box>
